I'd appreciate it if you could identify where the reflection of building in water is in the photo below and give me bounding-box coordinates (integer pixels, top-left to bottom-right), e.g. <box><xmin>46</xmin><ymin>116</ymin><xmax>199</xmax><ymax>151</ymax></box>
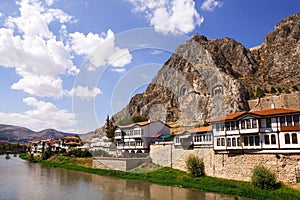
<box><xmin>212</xmin><ymin>85</ymin><xmax>224</xmax><ymax>96</ymax></box>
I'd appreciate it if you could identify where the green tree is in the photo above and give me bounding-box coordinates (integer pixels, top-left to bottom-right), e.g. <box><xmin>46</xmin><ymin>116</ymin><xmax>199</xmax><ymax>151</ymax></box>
<box><xmin>251</xmin><ymin>164</ymin><xmax>276</xmax><ymax>190</ymax></box>
<box><xmin>118</xmin><ymin>115</ymin><xmax>149</xmax><ymax>126</ymax></box>
<box><xmin>256</xmin><ymin>87</ymin><xmax>265</xmax><ymax>98</ymax></box>
<box><xmin>186</xmin><ymin>154</ymin><xmax>205</xmax><ymax>177</ymax></box>
<box><xmin>106</xmin><ymin>127</ymin><xmax>116</xmax><ymax>139</ymax></box>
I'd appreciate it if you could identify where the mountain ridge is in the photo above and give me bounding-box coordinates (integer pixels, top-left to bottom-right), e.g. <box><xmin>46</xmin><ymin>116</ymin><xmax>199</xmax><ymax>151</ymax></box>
<box><xmin>0</xmin><ymin>124</ymin><xmax>77</xmax><ymax>143</ymax></box>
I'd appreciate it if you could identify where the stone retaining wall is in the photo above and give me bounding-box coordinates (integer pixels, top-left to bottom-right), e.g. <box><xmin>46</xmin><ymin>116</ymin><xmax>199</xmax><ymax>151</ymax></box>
<box><xmin>150</xmin><ymin>144</ymin><xmax>300</xmax><ymax>183</ymax></box>
<box><xmin>93</xmin><ymin>157</ymin><xmax>151</xmax><ymax>171</ymax></box>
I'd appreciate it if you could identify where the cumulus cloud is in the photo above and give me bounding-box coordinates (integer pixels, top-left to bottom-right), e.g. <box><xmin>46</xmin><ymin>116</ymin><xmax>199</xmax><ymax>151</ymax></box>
<box><xmin>0</xmin><ymin>97</ymin><xmax>76</xmax><ymax>132</ymax></box>
<box><xmin>69</xmin><ymin>29</ymin><xmax>132</xmax><ymax>71</ymax></box>
<box><xmin>127</xmin><ymin>0</ymin><xmax>204</xmax><ymax>34</ymax></box>
<box><xmin>0</xmin><ymin>0</ymin><xmax>77</xmax><ymax>98</ymax></box>
<box><xmin>67</xmin><ymin>86</ymin><xmax>102</xmax><ymax>101</ymax></box>
<box><xmin>201</xmin><ymin>0</ymin><xmax>223</xmax><ymax>11</ymax></box>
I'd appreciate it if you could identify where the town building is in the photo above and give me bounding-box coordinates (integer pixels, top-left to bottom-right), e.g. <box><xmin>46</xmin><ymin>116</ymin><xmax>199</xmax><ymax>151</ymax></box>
<box><xmin>174</xmin><ymin>126</ymin><xmax>212</xmax><ymax>149</ymax></box>
<box><xmin>115</xmin><ymin>120</ymin><xmax>170</xmax><ymax>153</ymax></box>
<box><xmin>211</xmin><ymin>108</ymin><xmax>300</xmax><ymax>153</ymax></box>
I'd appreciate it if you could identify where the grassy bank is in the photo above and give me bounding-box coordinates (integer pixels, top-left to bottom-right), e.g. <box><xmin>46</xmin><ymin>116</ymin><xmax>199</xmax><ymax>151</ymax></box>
<box><xmin>20</xmin><ymin>154</ymin><xmax>300</xmax><ymax>200</ymax></box>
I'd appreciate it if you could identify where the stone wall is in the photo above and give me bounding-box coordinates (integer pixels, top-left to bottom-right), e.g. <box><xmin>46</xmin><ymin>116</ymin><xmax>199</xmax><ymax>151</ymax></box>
<box><xmin>150</xmin><ymin>144</ymin><xmax>300</xmax><ymax>183</ymax></box>
<box><xmin>248</xmin><ymin>93</ymin><xmax>300</xmax><ymax>111</ymax></box>
<box><xmin>93</xmin><ymin>157</ymin><xmax>151</xmax><ymax>171</ymax></box>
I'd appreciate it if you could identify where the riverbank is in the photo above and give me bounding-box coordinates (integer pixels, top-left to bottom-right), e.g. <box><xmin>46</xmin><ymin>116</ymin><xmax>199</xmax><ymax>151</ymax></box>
<box><xmin>19</xmin><ymin>154</ymin><xmax>300</xmax><ymax>200</ymax></box>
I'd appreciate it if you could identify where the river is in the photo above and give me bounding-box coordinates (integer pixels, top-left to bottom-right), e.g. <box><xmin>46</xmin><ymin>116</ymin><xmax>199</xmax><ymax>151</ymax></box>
<box><xmin>0</xmin><ymin>155</ymin><xmax>251</xmax><ymax>200</ymax></box>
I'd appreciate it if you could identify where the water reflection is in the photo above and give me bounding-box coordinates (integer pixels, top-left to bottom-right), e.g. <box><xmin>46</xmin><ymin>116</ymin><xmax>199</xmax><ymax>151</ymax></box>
<box><xmin>0</xmin><ymin>156</ymin><xmax>251</xmax><ymax>200</ymax></box>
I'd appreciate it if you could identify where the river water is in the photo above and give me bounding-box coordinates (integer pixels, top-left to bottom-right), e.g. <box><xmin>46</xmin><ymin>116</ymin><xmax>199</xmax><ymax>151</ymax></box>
<box><xmin>0</xmin><ymin>155</ymin><xmax>250</xmax><ymax>200</ymax></box>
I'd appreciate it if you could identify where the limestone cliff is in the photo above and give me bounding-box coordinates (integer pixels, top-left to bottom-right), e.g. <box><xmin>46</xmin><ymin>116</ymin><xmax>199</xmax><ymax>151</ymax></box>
<box><xmin>113</xmin><ymin>13</ymin><xmax>300</xmax><ymax>124</ymax></box>
<box><xmin>249</xmin><ymin>13</ymin><xmax>300</xmax><ymax>92</ymax></box>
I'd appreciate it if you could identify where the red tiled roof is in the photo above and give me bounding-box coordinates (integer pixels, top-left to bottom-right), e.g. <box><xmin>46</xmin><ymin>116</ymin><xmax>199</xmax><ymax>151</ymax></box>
<box><xmin>250</xmin><ymin>108</ymin><xmax>300</xmax><ymax>116</ymax></box>
<box><xmin>135</xmin><ymin>121</ymin><xmax>150</xmax><ymax>126</ymax></box>
<box><xmin>186</xmin><ymin>126</ymin><xmax>212</xmax><ymax>133</ymax></box>
<box><xmin>210</xmin><ymin>108</ymin><xmax>300</xmax><ymax>123</ymax></box>
<box><xmin>210</xmin><ymin>111</ymin><xmax>247</xmax><ymax>122</ymax></box>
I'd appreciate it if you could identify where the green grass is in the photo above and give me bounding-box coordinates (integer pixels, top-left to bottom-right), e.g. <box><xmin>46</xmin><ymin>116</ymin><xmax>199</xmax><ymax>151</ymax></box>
<box><xmin>20</xmin><ymin>154</ymin><xmax>300</xmax><ymax>200</ymax></box>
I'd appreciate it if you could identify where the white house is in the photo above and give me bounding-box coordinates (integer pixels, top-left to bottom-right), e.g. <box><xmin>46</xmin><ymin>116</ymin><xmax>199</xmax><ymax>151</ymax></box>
<box><xmin>211</xmin><ymin>108</ymin><xmax>300</xmax><ymax>153</ymax></box>
<box><xmin>174</xmin><ymin>126</ymin><xmax>212</xmax><ymax>149</ymax></box>
<box><xmin>115</xmin><ymin>120</ymin><xmax>170</xmax><ymax>153</ymax></box>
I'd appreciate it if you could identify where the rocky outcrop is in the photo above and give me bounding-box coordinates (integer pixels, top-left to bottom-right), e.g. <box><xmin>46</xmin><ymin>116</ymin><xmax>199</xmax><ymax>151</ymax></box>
<box><xmin>114</xmin><ymin>35</ymin><xmax>253</xmax><ymax>123</ymax></box>
<box><xmin>249</xmin><ymin>13</ymin><xmax>300</xmax><ymax>91</ymax></box>
<box><xmin>113</xmin><ymin>13</ymin><xmax>300</xmax><ymax>124</ymax></box>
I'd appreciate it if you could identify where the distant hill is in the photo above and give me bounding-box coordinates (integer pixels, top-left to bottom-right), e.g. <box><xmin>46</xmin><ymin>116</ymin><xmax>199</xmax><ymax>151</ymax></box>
<box><xmin>0</xmin><ymin>124</ymin><xmax>77</xmax><ymax>143</ymax></box>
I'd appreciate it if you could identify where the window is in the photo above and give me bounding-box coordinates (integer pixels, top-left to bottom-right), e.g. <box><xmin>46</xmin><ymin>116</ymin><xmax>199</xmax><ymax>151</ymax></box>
<box><xmin>266</xmin><ymin>118</ymin><xmax>272</xmax><ymax>128</ymax></box>
<box><xmin>252</xmin><ymin>119</ymin><xmax>257</xmax><ymax>128</ymax></box>
<box><xmin>280</xmin><ymin>116</ymin><xmax>286</xmax><ymax>127</ymax></box>
<box><xmin>221</xmin><ymin>123</ymin><xmax>225</xmax><ymax>131</ymax></box>
<box><xmin>208</xmin><ymin>135</ymin><xmax>212</xmax><ymax>142</ymax></box>
<box><xmin>232</xmin><ymin>138</ymin><xmax>236</xmax><ymax>146</ymax></box>
<box><xmin>227</xmin><ymin>138</ymin><xmax>231</xmax><ymax>147</ymax></box>
<box><xmin>244</xmin><ymin>137</ymin><xmax>249</xmax><ymax>146</ymax></box>
<box><xmin>293</xmin><ymin>115</ymin><xmax>299</xmax><ymax>126</ymax></box>
<box><xmin>284</xmin><ymin>133</ymin><xmax>290</xmax><ymax>144</ymax></box>
<box><xmin>217</xmin><ymin>138</ymin><xmax>220</xmax><ymax>146</ymax></box>
<box><xmin>230</xmin><ymin>122</ymin><xmax>236</xmax><ymax>130</ymax></box>
<box><xmin>287</xmin><ymin>116</ymin><xmax>292</xmax><ymax>126</ymax></box>
<box><xmin>255</xmin><ymin>136</ymin><xmax>260</xmax><ymax>146</ymax></box>
<box><xmin>265</xmin><ymin>135</ymin><xmax>270</xmax><ymax>145</ymax></box>
<box><xmin>292</xmin><ymin>133</ymin><xmax>298</xmax><ymax>144</ymax></box>
<box><xmin>246</xmin><ymin>119</ymin><xmax>251</xmax><ymax>129</ymax></box>
<box><xmin>241</xmin><ymin>120</ymin><xmax>246</xmax><ymax>129</ymax></box>
<box><xmin>249</xmin><ymin>136</ymin><xmax>254</xmax><ymax>146</ymax></box>
<box><xmin>216</xmin><ymin>123</ymin><xmax>220</xmax><ymax>131</ymax></box>
<box><xmin>237</xmin><ymin>137</ymin><xmax>241</xmax><ymax>146</ymax></box>
<box><xmin>221</xmin><ymin>138</ymin><xmax>225</xmax><ymax>146</ymax></box>
<box><xmin>271</xmin><ymin>134</ymin><xmax>276</xmax><ymax>144</ymax></box>
<box><xmin>225</xmin><ymin>122</ymin><xmax>230</xmax><ymax>131</ymax></box>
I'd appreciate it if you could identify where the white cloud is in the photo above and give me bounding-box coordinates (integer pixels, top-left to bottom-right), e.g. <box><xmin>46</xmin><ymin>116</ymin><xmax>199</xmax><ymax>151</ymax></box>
<box><xmin>201</xmin><ymin>0</ymin><xmax>223</xmax><ymax>11</ymax></box>
<box><xmin>0</xmin><ymin>0</ymin><xmax>77</xmax><ymax>98</ymax></box>
<box><xmin>0</xmin><ymin>97</ymin><xmax>76</xmax><ymax>132</ymax></box>
<box><xmin>68</xmin><ymin>86</ymin><xmax>102</xmax><ymax>101</ymax></box>
<box><xmin>111</xmin><ymin>68</ymin><xmax>126</xmax><ymax>73</ymax></box>
<box><xmin>69</xmin><ymin>29</ymin><xmax>132</xmax><ymax>71</ymax></box>
<box><xmin>11</xmin><ymin>75</ymin><xmax>64</xmax><ymax>98</ymax></box>
<box><xmin>127</xmin><ymin>0</ymin><xmax>203</xmax><ymax>34</ymax></box>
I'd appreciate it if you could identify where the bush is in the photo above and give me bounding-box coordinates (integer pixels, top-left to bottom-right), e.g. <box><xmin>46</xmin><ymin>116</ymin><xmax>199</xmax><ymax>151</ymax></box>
<box><xmin>185</xmin><ymin>154</ymin><xmax>205</xmax><ymax>177</ymax></box>
<box><xmin>251</xmin><ymin>164</ymin><xmax>276</xmax><ymax>190</ymax></box>
<box><xmin>67</xmin><ymin>149</ymin><xmax>92</xmax><ymax>157</ymax></box>
<box><xmin>270</xmin><ymin>87</ymin><xmax>277</xmax><ymax>93</ymax></box>
<box><xmin>42</xmin><ymin>148</ymin><xmax>53</xmax><ymax>160</ymax></box>
<box><xmin>256</xmin><ymin>87</ymin><xmax>265</xmax><ymax>98</ymax></box>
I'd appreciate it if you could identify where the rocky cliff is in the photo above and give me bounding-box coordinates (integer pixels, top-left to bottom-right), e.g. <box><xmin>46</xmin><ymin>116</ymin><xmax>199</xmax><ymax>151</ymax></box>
<box><xmin>248</xmin><ymin>13</ymin><xmax>300</xmax><ymax>92</ymax></box>
<box><xmin>114</xmin><ymin>13</ymin><xmax>300</xmax><ymax>124</ymax></box>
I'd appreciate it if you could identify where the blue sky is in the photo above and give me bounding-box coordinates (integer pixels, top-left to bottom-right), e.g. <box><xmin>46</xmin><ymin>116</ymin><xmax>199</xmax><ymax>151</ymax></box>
<box><xmin>0</xmin><ymin>0</ymin><xmax>299</xmax><ymax>133</ymax></box>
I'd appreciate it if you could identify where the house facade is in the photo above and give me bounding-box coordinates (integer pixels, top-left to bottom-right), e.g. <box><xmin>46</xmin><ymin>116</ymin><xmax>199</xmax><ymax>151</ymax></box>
<box><xmin>174</xmin><ymin>126</ymin><xmax>212</xmax><ymax>149</ymax></box>
<box><xmin>115</xmin><ymin>120</ymin><xmax>170</xmax><ymax>153</ymax></box>
<box><xmin>211</xmin><ymin>108</ymin><xmax>300</xmax><ymax>153</ymax></box>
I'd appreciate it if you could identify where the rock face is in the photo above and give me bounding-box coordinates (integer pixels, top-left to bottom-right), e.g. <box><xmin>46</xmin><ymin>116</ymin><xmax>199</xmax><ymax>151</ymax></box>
<box><xmin>249</xmin><ymin>13</ymin><xmax>300</xmax><ymax>91</ymax></box>
<box><xmin>114</xmin><ymin>13</ymin><xmax>300</xmax><ymax>123</ymax></box>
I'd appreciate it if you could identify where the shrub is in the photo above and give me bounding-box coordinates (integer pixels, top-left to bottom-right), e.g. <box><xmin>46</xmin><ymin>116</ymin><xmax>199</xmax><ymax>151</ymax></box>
<box><xmin>251</xmin><ymin>164</ymin><xmax>276</xmax><ymax>190</ymax></box>
<box><xmin>185</xmin><ymin>154</ymin><xmax>205</xmax><ymax>177</ymax></box>
<box><xmin>256</xmin><ymin>87</ymin><xmax>265</xmax><ymax>98</ymax></box>
<box><xmin>270</xmin><ymin>87</ymin><xmax>277</xmax><ymax>93</ymax></box>
<box><xmin>42</xmin><ymin>148</ymin><xmax>53</xmax><ymax>160</ymax></box>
